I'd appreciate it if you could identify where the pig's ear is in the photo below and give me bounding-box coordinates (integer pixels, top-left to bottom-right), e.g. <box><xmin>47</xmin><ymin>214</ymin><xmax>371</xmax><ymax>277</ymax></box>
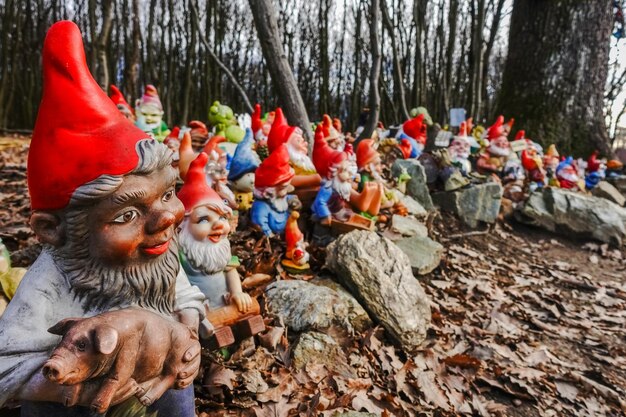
<box><xmin>94</xmin><ymin>325</ymin><xmax>118</xmax><ymax>355</ymax></box>
<box><xmin>48</xmin><ymin>318</ymin><xmax>81</xmax><ymax>335</ymax></box>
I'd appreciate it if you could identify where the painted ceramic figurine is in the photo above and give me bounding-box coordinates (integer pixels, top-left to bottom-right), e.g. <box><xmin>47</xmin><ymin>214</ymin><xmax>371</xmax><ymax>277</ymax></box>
<box><xmin>585</xmin><ymin>151</ymin><xmax>606</xmax><ymax>190</ymax></box>
<box><xmin>312</xmin><ymin>127</ymin><xmax>381</xmax><ymax>229</ymax></box>
<box><xmin>109</xmin><ymin>85</ymin><xmax>135</xmax><ymax>122</ymax></box>
<box><xmin>268</xmin><ymin>108</ymin><xmax>321</xmax><ymax>203</ymax></box>
<box><xmin>448</xmin><ymin>121</ymin><xmax>472</xmax><ymax>175</ymax></box>
<box><xmin>251</xmin><ymin>144</ymin><xmax>301</xmax><ymax>236</ymax></box>
<box><xmin>203</xmin><ymin>136</ymin><xmax>238</xmax><ymax>211</ymax></box>
<box><xmin>281</xmin><ymin>211</ymin><xmax>310</xmax><ymax>271</ymax></box>
<box><xmin>396</xmin><ymin>113</ymin><xmax>427</xmax><ymax>158</ymax></box>
<box><xmin>164</xmin><ymin>126</ymin><xmax>182</xmax><ymax>167</ymax></box>
<box><xmin>177</xmin><ymin>153</ymin><xmax>254</xmax><ymax>333</ymax></box>
<box><xmin>521</xmin><ymin>148</ymin><xmax>545</xmax><ymax>191</ymax></box>
<box><xmin>251</xmin><ymin>104</ymin><xmax>273</xmax><ymax>144</ymax></box>
<box><xmin>208</xmin><ymin>101</ymin><xmax>245</xmax><ymax>144</ymax></box>
<box><xmin>135</xmin><ymin>84</ymin><xmax>171</xmax><ymax>142</ymax></box>
<box><xmin>0</xmin><ymin>21</ymin><xmax>204</xmax><ymax>416</ymax></box>
<box><xmin>322</xmin><ymin>114</ymin><xmax>345</xmax><ymax>151</ymax></box>
<box><xmin>189</xmin><ymin>120</ymin><xmax>210</xmax><ymax>149</ymax></box>
<box><xmin>542</xmin><ymin>144</ymin><xmax>560</xmax><ymax>185</ymax></box>
<box><xmin>476</xmin><ymin>116</ymin><xmax>512</xmax><ymax>176</ymax></box>
<box><xmin>556</xmin><ymin>156</ymin><xmax>584</xmax><ymax>190</ymax></box>
<box><xmin>228</xmin><ymin>128</ymin><xmax>261</xmax><ymax>211</ymax></box>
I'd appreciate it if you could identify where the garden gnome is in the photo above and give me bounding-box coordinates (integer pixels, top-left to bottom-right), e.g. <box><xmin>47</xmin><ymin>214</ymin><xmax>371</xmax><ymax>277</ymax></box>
<box><xmin>251</xmin><ymin>144</ymin><xmax>300</xmax><ymax>236</ymax></box>
<box><xmin>585</xmin><ymin>151</ymin><xmax>606</xmax><ymax>190</ymax></box>
<box><xmin>396</xmin><ymin>113</ymin><xmax>427</xmax><ymax>158</ymax></box>
<box><xmin>228</xmin><ymin>128</ymin><xmax>261</xmax><ymax>211</ymax></box>
<box><xmin>312</xmin><ymin>127</ymin><xmax>382</xmax><ymax>225</ymax></box>
<box><xmin>251</xmin><ymin>104</ymin><xmax>273</xmax><ymax>143</ymax></box>
<box><xmin>135</xmin><ymin>84</ymin><xmax>171</xmax><ymax>142</ymax></box>
<box><xmin>164</xmin><ymin>126</ymin><xmax>182</xmax><ymax>167</ymax></box>
<box><xmin>476</xmin><ymin>116</ymin><xmax>511</xmax><ymax>176</ymax></box>
<box><xmin>322</xmin><ymin>114</ymin><xmax>345</xmax><ymax>151</ymax></box>
<box><xmin>177</xmin><ymin>153</ymin><xmax>252</xmax><ymax>334</ymax></box>
<box><xmin>208</xmin><ymin>101</ymin><xmax>245</xmax><ymax>144</ymax></box>
<box><xmin>0</xmin><ymin>21</ymin><xmax>204</xmax><ymax>416</ymax></box>
<box><xmin>521</xmin><ymin>148</ymin><xmax>545</xmax><ymax>191</ymax></box>
<box><xmin>543</xmin><ymin>144</ymin><xmax>560</xmax><ymax>185</ymax></box>
<box><xmin>281</xmin><ymin>211</ymin><xmax>310</xmax><ymax>271</ymax></box>
<box><xmin>268</xmin><ymin>108</ymin><xmax>322</xmax><ymax>193</ymax></box>
<box><xmin>189</xmin><ymin>120</ymin><xmax>210</xmax><ymax>149</ymax></box>
<box><xmin>109</xmin><ymin>84</ymin><xmax>134</xmax><ymax>121</ymax></box>
<box><xmin>556</xmin><ymin>156</ymin><xmax>583</xmax><ymax>190</ymax></box>
<box><xmin>203</xmin><ymin>136</ymin><xmax>238</xmax><ymax>210</ymax></box>
<box><xmin>448</xmin><ymin>121</ymin><xmax>472</xmax><ymax>175</ymax></box>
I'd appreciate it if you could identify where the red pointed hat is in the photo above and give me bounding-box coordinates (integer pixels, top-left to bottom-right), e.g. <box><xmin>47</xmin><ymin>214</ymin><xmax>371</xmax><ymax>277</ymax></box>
<box><xmin>514</xmin><ymin>130</ymin><xmax>525</xmax><ymax>140</ymax></box>
<box><xmin>356</xmin><ymin>138</ymin><xmax>379</xmax><ymax>169</ymax></box>
<box><xmin>402</xmin><ymin>114</ymin><xmax>427</xmax><ymax>144</ymax></box>
<box><xmin>487</xmin><ymin>115</ymin><xmax>505</xmax><ymax>140</ymax></box>
<box><xmin>267</xmin><ymin>108</ymin><xmax>297</xmax><ymax>153</ymax></box>
<box><xmin>313</xmin><ymin>124</ymin><xmax>348</xmax><ymax>179</ymax></box>
<box><xmin>28</xmin><ymin>21</ymin><xmax>148</xmax><ymax>211</ymax></box>
<box><xmin>458</xmin><ymin>122</ymin><xmax>468</xmax><ymax>137</ymax></box>
<box><xmin>251</xmin><ymin>104</ymin><xmax>263</xmax><ymax>134</ymax></box>
<box><xmin>202</xmin><ymin>135</ymin><xmax>226</xmax><ymax>157</ymax></box>
<box><xmin>587</xmin><ymin>151</ymin><xmax>601</xmax><ymax>173</ymax></box>
<box><xmin>255</xmin><ymin>143</ymin><xmax>294</xmax><ymax>188</ymax></box>
<box><xmin>333</xmin><ymin>118</ymin><xmax>342</xmax><ymax>133</ymax></box>
<box><xmin>164</xmin><ymin>126</ymin><xmax>181</xmax><ymax>145</ymax></box>
<box><xmin>109</xmin><ymin>84</ymin><xmax>134</xmax><ymax>115</ymax></box>
<box><xmin>177</xmin><ymin>152</ymin><xmax>224</xmax><ymax>213</ymax></box>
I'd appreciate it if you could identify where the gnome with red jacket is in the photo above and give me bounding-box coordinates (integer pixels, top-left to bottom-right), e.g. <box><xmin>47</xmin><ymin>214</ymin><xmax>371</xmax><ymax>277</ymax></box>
<box><xmin>177</xmin><ymin>153</ymin><xmax>253</xmax><ymax>337</ymax></box>
<box><xmin>0</xmin><ymin>21</ymin><xmax>204</xmax><ymax>416</ymax></box>
<box><xmin>395</xmin><ymin>113</ymin><xmax>428</xmax><ymax>158</ymax></box>
<box><xmin>476</xmin><ymin>116</ymin><xmax>512</xmax><ymax>176</ymax></box>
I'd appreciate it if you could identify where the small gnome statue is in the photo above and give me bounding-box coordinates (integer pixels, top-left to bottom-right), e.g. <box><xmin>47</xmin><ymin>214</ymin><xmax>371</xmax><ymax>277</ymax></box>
<box><xmin>109</xmin><ymin>84</ymin><xmax>135</xmax><ymax>121</ymax></box>
<box><xmin>585</xmin><ymin>151</ymin><xmax>606</xmax><ymax>190</ymax></box>
<box><xmin>396</xmin><ymin>113</ymin><xmax>428</xmax><ymax>158</ymax></box>
<box><xmin>135</xmin><ymin>84</ymin><xmax>171</xmax><ymax>141</ymax></box>
<box><xmin>556</xmin><ymin>156</ymin><xmax>584</xmax><ymax>190</ymax></box>
<box><xmin>281</xmin><ymin>212</ymin><xmax>310</xmax><ymax>271</ymax></box>
<box><xmin>321</xmin><ymin>114</ymin><xmax>345</xmax><ymax>151</ymax></box>
<box><xmin>251</xmin><ymin>144</ymin><xmax>301</xmax><ymax>236</ymax></box>
<box><xmin>448</xmin><ymin>121</ymin><xmax>472</xmax><ymax>175</ymax></box>
<box><xmin>228</xmin><ymin>128</ymin><xmax>261</xmax><ymax>211</ymax></box>
<box><xmin>476</xmin><ymin>116</ymin><xmax>512</xmax><ymax>176</ymax></box>
<box><xmin>177</xmin><ymin>152</ymin><xmax>253</xmax><ymax>337</ymax></box>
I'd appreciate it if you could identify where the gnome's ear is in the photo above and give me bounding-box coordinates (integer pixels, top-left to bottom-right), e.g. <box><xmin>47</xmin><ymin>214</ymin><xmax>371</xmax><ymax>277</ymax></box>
<box><xmin>48</xmin><ymin>317</ymin><xmax>81</xmax><ymax>335</ymax></box>
<box><xmin>30</xmin><ymin>211</ymin><xmax>65</xmax><ymax>247</ymax></box>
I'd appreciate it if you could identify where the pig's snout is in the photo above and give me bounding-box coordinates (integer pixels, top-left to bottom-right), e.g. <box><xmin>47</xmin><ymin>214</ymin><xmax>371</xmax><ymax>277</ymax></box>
<box><xmin>42</xmin><ymin>361</ymin><xmax>63</xmax><ymax>382</ymax></box>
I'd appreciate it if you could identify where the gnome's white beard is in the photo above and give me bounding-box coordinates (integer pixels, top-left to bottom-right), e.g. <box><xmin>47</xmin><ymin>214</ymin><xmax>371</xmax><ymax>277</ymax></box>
<box><xmin>287</xmin><ymin>143</ymin><xmax>316</xmax><ymax>172</ymax></box>
<box><xmin>136</xmin><ymin>116</ymin><xmax>161</xmax><ymax>132</ymax></box>
<box><xmin>489</xmin><ymin>144</ymin><xmax>510</xmax><ymax>157</ymax></box>
<box><xmin>331</xmin><ymin>176</ymin><xmax>353</xmax><ymax>201</ymax></box>
<box><xmin>558</xmin><ymin>171</ymin><xmax>579</xmax><ymax>183</ymax></box>
<box><xmin>254</xmin><ymin>187</ymin><xmax>289</xmax><ymax>212</ymax></box>
<box><xmin>368</xmin><ymin>163</ymin><xmax>384</xmax><ymax>182</ymax></box>
<box><xmin>179</xmin><ymin>221</ymin><xmax>231</xmax><ymax>275</ymax></box>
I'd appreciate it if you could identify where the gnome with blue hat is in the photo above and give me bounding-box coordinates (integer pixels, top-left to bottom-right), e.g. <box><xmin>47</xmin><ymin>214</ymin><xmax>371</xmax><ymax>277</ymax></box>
<box><xmin>228</xmin><ymin>128</ymin><xmax>261</xmax><ymax>211</ymax></box>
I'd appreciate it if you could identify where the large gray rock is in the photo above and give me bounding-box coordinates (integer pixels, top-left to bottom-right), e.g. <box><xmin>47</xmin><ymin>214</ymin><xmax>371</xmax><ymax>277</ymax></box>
<box><xmin>390</xmin><ymin>214</ymin><xmax>428</xmax><ymax>237</ymax></box>
<box><xmin>395</xmin><ymin>236</ymin><xmax>444</xmax><ymax>275</ymax></box>
<box><xmin>432</xmin><ymin>183</ymin><xmax>503</xmax><ymax>228</ymax></box>
<box><xmin>592</xmin><ymin>181</ymin><xmax>625</xmax><ymax>206</ymax></box>
<box><xmin>292</xmin><ymin>331</ymin><xmax>353</xmax><ymax>376</ymax></box>
<box><xmin>391</xmin><ymin>190</ymin><xmax>428</xmax><ymax>219</ymax></box>
<box><xmin>265</xmin><ymin>279</ymin><xmax>372</xmax><ymax>333</ymax></box>
<box><xmin>391</xmin><ymin>159</ymin><xmax>434</xmax><ymax>210</ymax></box>
<box><xmin>325</xmin><ymin>231</ymin><xmax>431</xmax><ymax>351</ymax></box>
<box><xmin>520</xmin><ymin>188</ymin><xmax>626</xmax><ymax>246</ymax></box>
<box><xmin>608</xmin><ymin>175</ymin><xmax>626</xmax><ymax>194</ymax></box>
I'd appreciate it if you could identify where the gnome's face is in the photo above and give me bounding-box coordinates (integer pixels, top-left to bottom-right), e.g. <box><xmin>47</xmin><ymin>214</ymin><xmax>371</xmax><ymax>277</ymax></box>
<box><xmin>86</xmin><ymin>167</ymin><xmax>183</xmax><ymax>265</ymax></box>
<box><xmin>488</xmin><ymin>136</ymin><xmax>511</xmax><ymax>157</ymax></box>
<box><xmin>449</xmin><ymin>138</ymin><xmax>470</xmax><ymax>161</ymax></box>
<box><xmin>136</xmin><ymin>104</ymin><xmax>164</xmax><ymax>129</ymax></box>
<box><xmin>231</xmin><ymin>172</ymin><xmax>255</xmax><ymax>193</ymax></box>
<box><xmin>287</xmin><ymin>129</ymin><xmax>308</xmax><ymax>155</ymax></box>
<box><xmin>185</xmin><ymin>205</ymin><xmax>231</xmax><ymax>243</ymax></box>
<box><xmin>327</xmin><ymin>135</ymin><xmax>345</xmax><ymax>151</ymax></box>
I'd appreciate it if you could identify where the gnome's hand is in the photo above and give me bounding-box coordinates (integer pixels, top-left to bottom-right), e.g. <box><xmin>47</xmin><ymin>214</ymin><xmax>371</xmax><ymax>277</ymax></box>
<box><xmin>230</xmin><ymin>292</ymin><xmax>253</xmax><ymax>313</ymax></box>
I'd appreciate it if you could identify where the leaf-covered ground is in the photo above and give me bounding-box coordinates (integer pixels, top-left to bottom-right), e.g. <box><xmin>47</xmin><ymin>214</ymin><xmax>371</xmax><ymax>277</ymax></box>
<box><xmin>1</xmin><ymin>136</ymin><xmax>625</xmax><ymax>416</ymax></box>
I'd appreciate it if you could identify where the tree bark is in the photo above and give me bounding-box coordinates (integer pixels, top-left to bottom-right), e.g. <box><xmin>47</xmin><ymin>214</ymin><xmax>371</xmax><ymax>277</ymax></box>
<box><xmin>248</xmin><ymin>0</ymin><xmax>312</xmax><ymax>143</ymax></box>
<box><xmin>360</xmin><ymin>0</ymin><xmax>382</xmax><ymax>140</ymax></box>
<box><xmin>497</xmin><ymin>0</ymin><xmax>612</xmax><ymax>156</ymax></box>
<box><xmin>381</xmin><ymin>0</ymin><xmax>409</xmax><ymax>121</ymax></box>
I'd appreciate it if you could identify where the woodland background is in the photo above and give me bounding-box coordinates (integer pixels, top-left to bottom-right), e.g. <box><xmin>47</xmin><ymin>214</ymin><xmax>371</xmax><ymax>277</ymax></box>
<box><xmin>0</xmin><ymin>0</ymin><xmax>625</xmax><ymax>154</ymax></box>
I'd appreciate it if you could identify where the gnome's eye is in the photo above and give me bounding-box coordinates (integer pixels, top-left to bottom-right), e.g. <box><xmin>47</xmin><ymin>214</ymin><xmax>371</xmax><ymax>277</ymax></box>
<box><xmin>113</xmin><ymin>210</ymin><xmax>138</xmax><ymax>224</ymax></box>
<box><xmin>162</xmin><ymin>190</ymin><xmax>174</xmax><ymax>202</ymax></box>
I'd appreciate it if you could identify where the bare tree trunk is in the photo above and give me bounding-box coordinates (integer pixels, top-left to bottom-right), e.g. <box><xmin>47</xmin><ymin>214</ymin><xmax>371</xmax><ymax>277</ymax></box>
<box><xmin>498</xmin><ymin>0</ymin><xmax>612</xmax><ymax>156</ymax></box>
<box><xmin>248</xmin><ymin>0</ymin><xmax>312</xmax><ymax>142</ymax></box>
<box><xmin>125</xmin><ymin>0</ymin><xmax>141</xmax><ymax>100</ymax></box>
<box><xmin>191</xmin><ymin>0</ymin><xmax>253</xmax><ymax>113</ymax></box>
<box><xmin>481</xmin><ymin>0</ymin><xmax>505</xmax><ymax>119</ymax></box>
<box><xmin>94</xmin><ymin>0</ymin><xmax>114</xmax><ymax>91</ymax></box>
<box><xmin>381</xmin><ymin>0</ymin><xmax>409</xmax><ymax>120</ymax></box>
<box><xmin>468</xmin><ymin>0</ymin><xmax>486</xmax><ymax>121</ymax></box>
<box><xmin>412</xmin><ymin>0</ymin><xmax>427</xmax><ymax>108</ymax></box>
<box><xmin>361</xmin><ymin>0</ymin><xmax>382</xmax><ymax>140</ymax></box>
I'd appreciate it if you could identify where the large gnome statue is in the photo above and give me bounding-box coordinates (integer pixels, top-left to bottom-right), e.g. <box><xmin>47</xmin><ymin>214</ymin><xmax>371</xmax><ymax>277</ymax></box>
<box><xmin>177</xmin><ymin>153</ymin><xmax>253</xmax><ymax>334</ymax></box>
<box><xmin>109</xmin><ymin>84</ymin><xmax>135</xmax><ymax>121</ymax></box>
<box><xmin>251</xmin><ymin>144</ymin><xmax>301</xmax><ymax>236</ymax></box>
<box><xmin>267</xmin><ymin>108</ymin><xmax>321</xmax><ymax>202</ymax></box>
<box><xmin>135</xmin><ymin>84</ymin><xmax>171</xmax><ymax>142</ymax></box>
<box><xmin>0</xmin><ymin>21</ymin><xmax>204</xmax><ymax>416</ymax></box>
<box><xmin>228</xmin><ymin>128</ymin><xmax>261</xmax><ymax>211</ymax></box>
<box><xmin>476</xmin><ymin>116</ymin><xmax>512</xmax><ymax>176</ymax></box>
<box><xmin>312</xmin><ymin>127</ymin><xmax>381</xmax><ymax>229</ymax></box>
<box><xmin>396</xmin><ymin>113</ymin><xmax>428</xmax><ymax>158</ymax></box>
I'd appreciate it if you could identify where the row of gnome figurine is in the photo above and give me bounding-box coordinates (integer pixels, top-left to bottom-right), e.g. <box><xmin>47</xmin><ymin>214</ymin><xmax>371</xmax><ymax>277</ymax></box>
<box><xmin>439</xmin><ymin>115</ymin><xmax>624</xmax><ymax>202</ymax></box>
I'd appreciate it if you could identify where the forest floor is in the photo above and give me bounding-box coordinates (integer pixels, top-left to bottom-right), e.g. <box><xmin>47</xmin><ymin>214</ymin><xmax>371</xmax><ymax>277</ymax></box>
<box><xmin>0</xmin><ymin>135</ymin><xmax>625</xmax><ymax>416</ymax></box>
